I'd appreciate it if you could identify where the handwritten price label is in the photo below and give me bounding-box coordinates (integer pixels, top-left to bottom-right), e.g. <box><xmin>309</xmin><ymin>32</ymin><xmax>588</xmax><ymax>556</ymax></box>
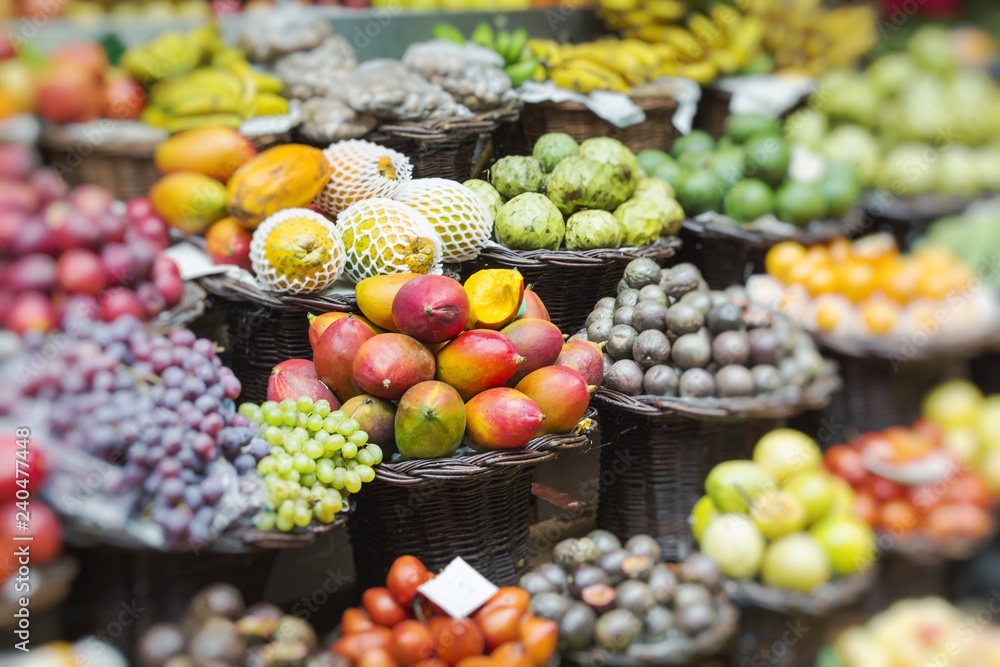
<box><xmin>417</xmin><ymin>558</ymin><xmax>498</xmax><ymax>619</ymax></box>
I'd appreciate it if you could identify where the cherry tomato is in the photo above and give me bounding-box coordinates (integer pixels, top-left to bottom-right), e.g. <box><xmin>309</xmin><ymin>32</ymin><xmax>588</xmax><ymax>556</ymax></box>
<box><xmin>363</xmin><ymin>587</ymin><xmax>411</xmax><ymax>628</ymax></box>
<box><xmin>342</xmin><ymin>607</ymin><xmax>375</xmax><ymax>635</ymax></box>
<box><xmin>824</xmin><ymin>445</ymin><xmax>868</xmax><ymax>488</ymax></box>
<box><xmin>869</xmin><ymin>477</ymin><xmax>904</xmax><ymax>504</ymax></box>
<box><xmin>911</xmin><ymin>419</ymin><xmax>943</xmax><ymax>445</ymax></box>
<box><xmin>926</xmin><ymin>503</ymin><xmax>992</xmax><ymax>541</ymax></box>
<box><xmin>519</xmin><ymin>616</ymin><xmax>558</xmax><ymax>666</ymax></box>
<box><xmin>475</xmin><ymin>587</ymin><xmax>530</xmax><ymax>620</ymax></box>
<box><xmin>943</xmin><ymin>473</ymin><xmax>995</xmax><ymax>510</ymax></box>
<box><xmin>392</xmin><ymin>620</ymin><xmax>435</xmax><ymax>665</ymax></box>
<box><xmin>879</xmin><ymin>499</ymin><xmax>918</xmax><ymax>534</ymax></box>
<box><xmin>387</xmin><ymin>555</ymin><xmax>430</xmax><ymax>606</ymax></box>
<box><xmin>853</xmin><ymin>490</ymin><xmax>878</xmax><ymax>525</ymax></box>
<box><xmin>331</xmin><ymin>627</ymin><xmax>393</xmax><ymax>661</ymax></box>
<box><xmin>359</xmin><ymin>647</ymin><xmax>400</xmax><ymax>667</ymax></box>
<box><xmin>476</xmin><ymin>606</ymin><xmax>522</xmax><ymax>652</ymax></box>
<box><xmin>490</xmin><ymin>642</ymin><xmax>533</xmax><ymax>667</ymax></box>
<box><xmin>434</xmin><ymin>618</ymin><xmax>485</xmax><ymax>665</ymax></box>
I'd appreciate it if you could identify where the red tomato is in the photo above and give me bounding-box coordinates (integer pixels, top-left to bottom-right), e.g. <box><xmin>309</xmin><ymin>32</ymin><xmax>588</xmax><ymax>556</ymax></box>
<box><xmin>343</xmin><ymin>607</ymin><xmax>375</xmax><ymax>635</ymax></box>
<box><xmin>879</xmin><ymin>499</ymin><xmax>919</xmax><ymax>534</ymax></box>
<box><xmin>475</xmin><ymin>587</ymin><xmax>531</xmax><ymax>621</ymax></box>
<box><xmin>911</xmin><ymin>418</ymin><xmax>943</xmax><ymax>445</ymax></box>
<box><xmin>519</xmin><ymin>616</ymin><xmax>558</xmax><ymax>666</ymax></box>
<box><xmin>363</xmin><ymin>587</ymin><xmax>411</xmax><ymax>628</ymax></box>
<box><xmin>926</xmin><ymin>504</ymin><xmax>992</xmax><ymax>541</ymax></box>
<box><xmin>331</xmin><ymin>627</ymin><xmax>393</xmax><ymax>661</ymax></box>
<box><xmin>434</xmin><ymin>618</ymin><xmax>485</xmax><ymax>665</ymax></box>
<box><xmin>387</xmin><ymin>555</ymin><xmax>430</xmax><ymax>606</ymax></box>
<box><xmin>869</xmin><ymin>477</ymin><xmax>904</xmax><ymax>503</ymax></box>
<box><xmin>490</xmin><ymin>642</ymin><xmax>533</xmax><ymax>667</ymax></box>
<box><xmin>825</xmin><ymin>445</ymin><xmax>868</xmax><ymax>487</ymax></box>
<box><xmin>392</xmin><ymin>620</ymin><xmax>435</xmax><ymax>665</ymax></box>
<box><xmin>476</xmin><ymin>606</ymin><xmax>522</xmax><ymax>652</ymax></box>
<box><xmin>853</xmin><ymin>490</ymin><xmax>879</xmax><ymax>526</ymax></box>
<box><xmin>415</xmin><ymin>660</ymin><xmax>449</xmax><ymax>667</ymax></box>
<box><xmin>942</xmin><ymin>473</ymin><xmax>995</xmax><ymax>510</ymax></box>
<box><xmin>884</xmin><ymin>426</ymin><xmax>935</xmax><ymax>462</ymax></box>
<box><xmin>359</xmin><ymin>648</ymin><xmax>400</xmax><ymax>667</ymax></box>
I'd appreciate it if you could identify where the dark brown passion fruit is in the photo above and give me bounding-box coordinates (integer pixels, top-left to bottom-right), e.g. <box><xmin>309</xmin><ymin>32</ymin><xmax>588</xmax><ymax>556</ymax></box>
<box><xmin>559</xmin><ymin>602</ymin><xmax>597</xmax><ymax>651</ymax></box>
<box><xmin>520</xmin><ymin>571</ymin><xmax>559</xmax><ymax>596</ymax></box>
<box><xmin>615</xmin><ymin>580</ymin><xmax>656</xmax><ymax>614</ymax></box>
<box><xmin>631</xmin><ymin>300</ymin><xmax>668</xmax><ymax>332</ymax></box>
<box><xmin>587</xmin><ymin>529</ymin><xmax>622</xmax><ymax>554</ymax></box>
<box><xmin>530</xmin><ymin>591</ymin><xmax>572</xmax><ymax>622</ymax></box>
<box><xmin>625</xmin><ymin>534</ymin><xmax>662</xmax><ymax>561</ymax></box>
<box><xmin>586</xmin><ymin>306</ymin><xmax>614</xmax><ymax>328</ymax></box>
<box><xmin>679</xmin><ymin>368</ymin><xmax>715</xmax><ymax>398</ymax></box>
<box><xmin>596</xmin><ymin>548</ymin><xmax>629</xmax><ymax>584</ymax></box>
<box><xmin>647</xmin><ymin>564</ymin><xmax>678</xmax><ymax>605</ymax></box>
<box><xmin>613</xmin><ymin>306</ymin><xmax>635</xmax><ymax>327</ymax></box>
<box><xmin>643</xmin><ymin>364</ymin><xmax>679</xmax><ymax>396</ymax></box>
<box><xmin>570</xmin><ymin>564</ymin><xmax>612</xmax><ymax>597</ymax></box>
<box><xmin>595</xmin><ymin>608</ymin><xmax>643</xmax><ymax>652</ymax></box>
<box><xmin>605</xmin><ymin>359</ymin><xmax>645</xmax><ymax>396</ymax></box>
<box><xmin>587</xmin><ymin>318</ymin><xmax>614</xmax><ymax>344</ymax></box>
<box><xmin>581</xmin><ymin>584</ymin><xmax>617</xmax><ymax>613</ymax></box>
<box><xmin>678</xmin><ymin>553</ymin><xmax>722</xmax><ymax>590</ymax></box>
<box><xmin>632</xmin><ymin>329</ymin><xmax>671</xmax><ymax>368</ymax></box>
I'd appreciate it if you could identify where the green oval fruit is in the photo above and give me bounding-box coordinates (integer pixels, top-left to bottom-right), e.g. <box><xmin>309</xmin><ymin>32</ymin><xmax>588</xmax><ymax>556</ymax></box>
<box><xmin>462</xmin><ymin>179</ymin><xmax>504</xmax><ymax>221</ymax></box>
<box><xmin>533</xmin><ymin>132</ymin><xmax>580</xmax><ymax>172</ymax></box>
<box><xmin>341</xmin><ymin>394</ymin><xmax>397</xmax><ymax>454</ymax></box>
<box><xmin>490</xmin><ymin>155</ymin><xmax>546</xmax><ymax>199</ymax></box>
<box><xmin>723</xmin><ymin>178</ymin><xmax>774</xmax><ymax>224</ymax></box>
<box><xmin>494</xmin><ymin>193</ymin><xmax>565</xmax><ymax>250</ymax></box>
<box><xmin>761</xmin><ymin>533</ymin><xmax>832</xmax><ymax>592</ymax></box>
<box><xmin>743</xmin><ymin>135</ymin><xmax>791</xmax><ymax>187</ymax></box>
<box><xmin>564</xmin><ymin>210</ymin><xmax>623</xmax><ymax>250</ymax></box>
<box><xmin>775</xmin><ymin>181</ymin><xmax>828</xmax><ymax>226</ymax></box>
<box><xmin>395</xmin><ymin>381</ymin><xmax>466</xmax><ymax>459</ymax></box>
<box><xmin>671</xmin><ymin>130</ymin><xmax>715</xmax><ymax>157</ymax></box>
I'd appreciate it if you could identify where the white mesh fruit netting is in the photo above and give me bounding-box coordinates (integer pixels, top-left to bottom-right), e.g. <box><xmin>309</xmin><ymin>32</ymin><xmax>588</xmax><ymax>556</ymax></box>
<box><xmin>337</xmin><ymin>198</ymin><xmax>443</xmax><ymax>283</ymax></box>
<box><xmin>391</xmin><ymin>178</ymin><xmax>494</xmax><ymax>263</ymax></box>
<box><xmin>314</xmin><ymin>139</ymin><xmax>413</xmax><ymax>215</ymax></box>
<box><xmin>250</xmin><ymin>208</ymin><xmax>346</xmax><ymax>294</ymax></box>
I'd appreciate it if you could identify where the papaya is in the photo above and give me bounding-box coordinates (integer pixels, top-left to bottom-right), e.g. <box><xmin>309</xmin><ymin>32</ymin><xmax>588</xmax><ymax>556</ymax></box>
<box><xmin>149</xmin><ymin>171</ymin><xmax>227</xmax><ymax>234</ymax></box>
<box><xmin>356</xmin><ymin>273</ymin><xmax>420</xmax><ymax>331</ymax></box>
<box><xmin>226</xmin><ymin>144</ymin><xmax>331</xmax><ymax>229</ymax></box>
<box><xmin>154</xmin><ymin>127</ymin><xmax>257</xmax><ymax>183</ymax></box>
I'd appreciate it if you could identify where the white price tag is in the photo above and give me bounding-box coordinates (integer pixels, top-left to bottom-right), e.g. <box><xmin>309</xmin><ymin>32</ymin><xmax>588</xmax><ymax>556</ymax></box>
<box><xmin>417</xmin><ymin>558</ymin><xmax>498</xmax><ymax>619</ymax></box>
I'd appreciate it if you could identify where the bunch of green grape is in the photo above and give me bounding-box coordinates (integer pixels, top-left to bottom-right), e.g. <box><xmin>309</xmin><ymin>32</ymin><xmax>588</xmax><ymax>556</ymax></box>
<box><xmin>239</xmin><ymin>397</ymin><xmax>383</xmax><ymax>533</ymax></box>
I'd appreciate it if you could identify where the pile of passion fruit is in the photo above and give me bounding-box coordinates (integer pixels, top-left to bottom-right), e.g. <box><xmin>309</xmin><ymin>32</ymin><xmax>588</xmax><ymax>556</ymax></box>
<box><xmin>519</xmin><ymin>531</ymin><xmax>737</xmax><ymax>660</ymax></box>
<box><xmin>583</xmin><ymin>258</ymin><xmax>826</xmax><ymax>399</ymax></box>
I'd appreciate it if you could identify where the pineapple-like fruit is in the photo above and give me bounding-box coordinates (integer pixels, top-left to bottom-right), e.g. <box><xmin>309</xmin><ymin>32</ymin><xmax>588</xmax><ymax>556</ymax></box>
<box><xmin>391</xmin><ymin>178</ymin><xmax>494</xmax><ymax>263</ymax></box>
<box><xmin>250</xmin><ymin>208</ymin><xmax>345</xmax><ymax>294</ymax></box>
<box><xmin>337</xmin><ymin>198</ymin><xmax>443</xmax><ymax>283</ymax></box>
<box><xmin>314</xmin><ymin>139</ymin><xmax>413</xmax><ymax>215</ymax></box>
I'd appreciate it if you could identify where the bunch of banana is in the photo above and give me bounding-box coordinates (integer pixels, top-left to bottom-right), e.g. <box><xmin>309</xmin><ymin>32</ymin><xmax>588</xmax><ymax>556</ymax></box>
<box><xmin>745</xmin><ymin>0</ymin><xmax>876</xmax><ymax>75</ymax></box>
<box><xmin>599</xmin><ymin>0</ymin><xmax>688</xmax><ymax>35</ymax></box>
<box><xmin>120</xmin><ymin>23</ymin><xmax>226</xmax><ymax>87</ymax></box>
<box><xmin>528</xmin><ymin>39</ymin><xmax>669</xmax><ymax>94</ymax></box>
<box><xmin>141</xmin><ymin>57</ymin><xmax>287</xmax><ymax>133</ymax></box>
<box><xmin>431</xmin><ymin>22</ymin><xmax>540</xmax><ymax>87</ymax></box>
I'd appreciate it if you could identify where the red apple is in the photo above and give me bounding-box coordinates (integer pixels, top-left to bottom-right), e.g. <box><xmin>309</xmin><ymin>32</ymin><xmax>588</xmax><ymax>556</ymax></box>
<box><xmin>204</xmin><ymin>217</ymin><xmax>252</xmax><ymax>272</ymax></box>
<box><xmin>50</xmin><ymin>42</ymin><xmax>107</xmax><ymax>81</ymax></box>
<box><xmin>4</xmin><ymin>291</ymin><xmax>56</xmax><ymax>334</ymax></box>
<box><xmin>0</xmin><ymin>178</ymin><xmax>39</xmax><ymax>212</ymax></box>
<box><xmin>57</xmin><ymin>215</ymin><xmax>102</xmax><ymax>252</ymax></box>
<box><xmin>125</xmin><ymin>213</ymin><xmax>169</xmax><ymax>250</ymax></box>
<box><xmin>101</xmin><ymin>69</ymin><xmax>145</xmax><ymax>121</ymax></box>
<box><xmin>10</xmin><ymin>214</ymin><xmax>57</xmax><ymax>256</ymax></box>
<box><xmin>153</xmin><ymin>256</ymin><xmax>184</xmax><ymax>307</ymax></box>
<box><xmin>99</xmin><ymin>287</ymin><xmax>144</xmax><ymax>322</ymax></box>
<box><xmin>57</xmin><ymin>248</ymin><xmax>108</xmax><ymax>296</ymax></box>
<box><xmin>0</xmin><ymin>501</ymin><xmax>61</xmax><ymax>578</ymax></box>
<box><xmin>28</xmin><ymin>167</ymin><xmax>68</xmax><ymax>205</ymax></box>
<box><xmin>9</xmin><ymin>253</ymin><xmax>56</xmax><ymax>292</ymax></box>
<box><xmin>0</xmin><ymin>433</ymin><xmax>47</xmax><ymax>502</ymax></box>
<box><xmin>94</xmin><ymin>212</ymin><xmax>126</xmax><ymax>244</ymax></box>
<box><xmin>135</xmin><ymin>281</ymin><xmax>166</xmax><ymax>318</ymax></box>
<box><xmin>124</xmin><ymin>197</ymin><xmax>153</xmax><ymax>222</ymax></box>
<box><xmin>66</xmin><ymin>184</ymin><xmax>113</xmax><ymax>217</ymax></box>
<box><xmin>36</xmin><ymin>64</ymin><xmax>102</xmax><ymax>124</ymax></box>
<box><xmin>0</xmin><ymin>143</ymin><xmax>37</xmax><ymax>180</ymax></box>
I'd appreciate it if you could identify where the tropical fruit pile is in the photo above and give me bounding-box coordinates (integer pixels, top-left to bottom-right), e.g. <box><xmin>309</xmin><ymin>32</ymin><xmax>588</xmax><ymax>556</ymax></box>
<box><xmin>520</xmin><ymin>533</ymin><xmax>734</xmax><ymax>657</ymax></box>
<box><xmin>136</xmin><ymin>583</ymin><xmax>330</xmax><ymax>666</ymax></box>
<box><xmin>471</xmin><ymin>135</ymin><xmax>682</xmax><ymax>252</ymax></box>
<box><xmin>824</xmin><ymin>416</ymin><xmax>996</xmax><ymax>547</ymax></box>
<box><xmin>333</xmin><ymin>555</ymin><xmax>558</xmax><ymax>667</ymax></box>
<box><xmin>923</xmin><ymin>380</ymin><xmax>1000</xmax><ymax>495</ymax></box>
<box><xmin>0</xmin><ymin>143</ymin><xmax>183</xmax><ymax>336</ymax></box>
<box><xmin>832</xmin><ymin>597</ymin><xmax>1000</xmax><ymax>667</ymax></box>
<box><xmin>122</xmin><ymin>24</ymin><xmax>290</xmax><ymax>132</ymax></box>
<box><xmin>306</xmin><ymin>270</ymin><xmax>592</xmax><ymax>459</ymax></box>
<box><xmin>692</xmin><ymin>429</ymin><xmax>877</xmax><ymax>593</ymax></box>
<box><xmin>749</xmin><ymin>235</ymin><xmax>999</xmax><ymax>340</ymax></box>
<box><xmin>787</xmin><ymin>26</ymin><xmax>1000</xmax><ymax>198</ymax></box>
<box><xmin>149</xmin><ymin>137</ymin><xmax>495</xmax><ymax>293</ymax></box>
<box><xmin>586</xmin><ymin>258</ymin><xmax>825</xmax><ymax>399</ymax></box>
<box><xmin>641</xmin><ymin>115</ymin><xmax>862</xmax><ymax>226</ymax></box>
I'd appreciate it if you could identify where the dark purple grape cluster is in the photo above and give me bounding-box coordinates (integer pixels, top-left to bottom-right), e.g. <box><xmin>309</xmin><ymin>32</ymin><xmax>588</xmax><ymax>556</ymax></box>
<box><xmin>17</xmin><ymin>315</ymin><xmax>270</xmax><ymax>550</ymax></box>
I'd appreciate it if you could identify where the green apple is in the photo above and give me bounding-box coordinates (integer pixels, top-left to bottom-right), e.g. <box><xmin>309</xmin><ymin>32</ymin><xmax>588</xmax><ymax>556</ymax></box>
<box><xmin>751</xmin><ymin>490</ymin><xmax>808</xmax><ymax>540</ymax></box>
<box><xmin>700</xmin><ymin>514</ymin><xmax>765</xmax><ymax>580</ymax></box>
<box><xmin>783</xmin><ymin>470</ymin><xmax>835</xmax><ymax>525</ymax></box>
<box><xmin>753</xmin><ymin>428</ymin><xmax>822</xmax><ymax>485</ymax></box>
<box><xmin>761</xmin><ymin>533</ymin><xmax>832</xmax><ymax>592</ymax></box>
<box><xmin>689</xmin><ymin>495</ymin><xmax>718</xmax><ymax>542</ymax></box>
<box><xmin>705</xmin><ymin>460</ymin><xmax>774</xmax><ymax>514</ymax></box>
<box><xmin>811</xmin><ymin>516</ymin><xmax>876</xmax><ymax>576</ymax></box>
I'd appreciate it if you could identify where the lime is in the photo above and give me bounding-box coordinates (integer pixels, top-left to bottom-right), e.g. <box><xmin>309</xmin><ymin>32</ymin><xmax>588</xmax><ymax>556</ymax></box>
<box><xmin>678</xmin><ymin>151</ymin><xmax>712</xmax><ymax>170</ymax></box>
<box><xmin>743</xmin><ymin>135</ymin><xmax>791</xmax><ymax>187</ymax></box>
<box><xmin>677</xmin><ymin>170</ymin><xmax>725</xmax><ymax>216</ymax></box>
<box><xmin>709</xmin><ymin>147</ymin><xmax>746</xmax><ymax>190</ymax></box>
<box><xmin>651</xmin><ymin>161</ymin><xmax>686</xmax><ymax>190</ymax></box>
<box><xmin>724</xmin><ymin>113</ymin><xmax>781</xmax><ymax>144</ymax></box>
<box><xmin>671</xmin><ymin>129</ymin><xmax>715</xmax><ymax>158</ymax></box>
<box><xmin>820</xmin><ymin>174</ymin><xmax>861</xmax><ymax>218</ymax></box>
<box><xmin>637</xmin><ymin>149</ymin><xmax>672</xmax><ymax>175</ymax></box>
<box><xmin>775</xmin><ymin>181</ymin><xmax>828</xmax><ymax>226</ymax></box>
<box><xmin>724</xmin><ymin>178</ymin><xmax>775</xmax><ymax>224</ymax></box>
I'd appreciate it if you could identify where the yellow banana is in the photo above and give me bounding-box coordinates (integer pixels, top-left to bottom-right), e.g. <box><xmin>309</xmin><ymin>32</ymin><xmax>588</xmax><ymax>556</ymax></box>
<box><xmin>550</xmin><ymin>58</ymin><xmax>629</xmax><ymax>93</ymax></box>
<box><xmin>252</xmin><ymin>93</ymin><xmax>289</xmax><ymax>116</ymax></box>
<box><xmin>599</xmin><ymin>0</ymin><xmax>639</xmax><ymax>12</ymax></box>
<box><xmin>676</xmin><ymin>60</ymin><xmax>717</xmax><ymax>84</ymax></box>
<box><xmin>688</xmin><ymin>13</ymin><xmax>725</xmax><ymax>49</ymax></box>
<box><xmin>645</xmin><ymin>0</ymin><xmax>686</xmax><ymax>21</ymax></box>
<box><xmin>662</xmin><ymin>27</ymin><xmax>704</xmax><ymax>61</ymax></box>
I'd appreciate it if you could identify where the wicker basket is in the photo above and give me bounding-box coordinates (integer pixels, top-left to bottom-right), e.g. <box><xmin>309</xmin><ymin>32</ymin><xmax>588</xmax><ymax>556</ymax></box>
<box><xmin>154</xmin><ymin>280</ymin><xmax>209</xmax><ymax>331</ymax></box>
<box><xmin>38</xmin><ymin>121</ymin><xmax>292</xmax><ymax>201</ymax></box>
<box><xmin>348</xmin><ymin>410</ymin><xmax>596</xmax><ymax>590</ymax></box>
<box><xmin>563</xmin><ymin>593</ymin><xmax>739</xmax><ymax>666</ymax></box>
<box><xmin>857</xmin><ymin>190</ymin><xmax>991</xmax><ymax>251</ymax></box>
<box><xmin>725</xmin><ymin>568</ymin><xmax>876</xmax><ymax>667</ymax></box>
<box><xmin>593</xmin><ymin>369</ymin><xmax>840</xmax><ymax>561</ymax></box>
<box><xmin>198</xmin><ymin>275</ymin><xmax>357</xmax><ymax>405</ymax></box>
<box><xmin>519</xmin><ymin>96</ymin><xmax>681</xmax><ymax>154</ymax></box>
<box><xmin>676</xmin><ymin>216</ymin><xmax>849</xmax><ymax>289</ymax></box>
<box><xmin>458</xmin><ymin>237</ymin><xmax>681</xmax><ymax>335</ymax></box>
<box><xmin>692</xmin><ymin>86</ymin><xmax>733</xmax><ymax>139</ymax></box>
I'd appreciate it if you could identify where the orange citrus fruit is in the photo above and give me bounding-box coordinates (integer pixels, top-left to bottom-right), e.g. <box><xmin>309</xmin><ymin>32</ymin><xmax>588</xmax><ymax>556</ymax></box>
<box><xmin>765</xmin><ymin>241</ymin><xmax>807</xmax><ymax>282</ymax></box>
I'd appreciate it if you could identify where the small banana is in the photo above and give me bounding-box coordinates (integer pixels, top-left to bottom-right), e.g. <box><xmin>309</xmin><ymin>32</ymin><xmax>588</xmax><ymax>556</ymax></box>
<box><xmin>470</xmin><ymin>22</ymin><xmax>494</xmax><ymax>49</ymax></box>
<box><xmin>645</xmin><ymin>0</ymin><xmax>686</xmax><ymax>21</ymax></box>
<box><xmin>550</xmin><ymin>58</ymin><xmax>629</xmax><ymax>93</ymax></box>
<box><xmin>253</xmin><ymin>93</ymin><xmax>289</xmax><ymax>116</ymax></box>
<box><xmin>505</xmin><ymin>27</ymin><xmax>529</xmax><ymax>65</ymax></box>
<box><xmin>432</xmin><ymin>22</ymin><xmax>466</xmax><ymax>44</ymax></box>
<box><xmin>505</xmin><ymin>58</ymin><xmax>540</xmax><ymax>86</ymax></box>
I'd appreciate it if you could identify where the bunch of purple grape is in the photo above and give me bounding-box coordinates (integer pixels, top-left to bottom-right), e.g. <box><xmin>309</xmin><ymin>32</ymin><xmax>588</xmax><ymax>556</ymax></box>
<box><xmin>17</xmin><ymin>315</ymin><xmax>273</xmax><ymax>550</ymax></box>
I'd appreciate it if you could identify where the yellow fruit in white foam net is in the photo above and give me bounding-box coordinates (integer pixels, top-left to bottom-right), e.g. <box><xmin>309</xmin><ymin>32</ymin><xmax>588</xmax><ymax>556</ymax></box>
<box><xmin>249</xmin><ymin>208</ymin><xmax>345</xmax><ymax>293</ymax></box>
<box><xmin>314</xmin><ymin>139</ymin><xmax>413</xmax><ymax>215</ymax></box>
<box><xmin>337</xmin><ymin>198</ymin><xmax>443</xmax><ymax>283</ymax></box>
<box><xmin>392</xmin><ymin>178</ymin><xmax>494</xmax><ymax>263</ymax></box>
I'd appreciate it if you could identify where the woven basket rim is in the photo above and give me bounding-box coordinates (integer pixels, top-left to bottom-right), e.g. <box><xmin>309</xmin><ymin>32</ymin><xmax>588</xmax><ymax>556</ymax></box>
<box><xmin>371</xmin><ymin>98</ymin><xmax>522</xmax><ymax>141</ymax></box>
<box><xmin>565</xmin><ymin>596</ymin><xmax>739</xmax><ymax>666</ymax></box>
<box><xmin>812</xmin><ymin>326</ymin><xmax>1000</xmax><ymax>362</ymax></box>
<box><xmin>38</xmin><ymin>120</ymin><xmax>289</xmax><ymax>155</ymax></box>
<box><xmin>861</xmin><ymin>189</ymin><xmax>995</xmax><ymax>222</ymax></box>
<box><xmin>724</xmin><ymin>564</ymin><xmax>878</xmax><ymax>616</ymax></box>
<box><xmin>593</xmin><ymin>361</ymin><xmax>840</xmax><ymax>421</ymax></box>
<box><xmin>878</xmin><ymin>522</ymin><xmax>999</xmax><ymax>565</ymax></box>
<box><xmin>198</xmin><ymin>273</ymin><xmax>358</xmax><ymax>313</ymax></box>
<box><xmin>471</xmin><ymin>236</ymin><xmax>681</xmax><ymax>270</ymax></box>
<box><xmin>373</xmin><ymin>408</ymin><xmax>597</xmax><ymax>486</ymax></box>
<box><xmin>152</xmin><ymin>281</ymin><xmax>209</xmax><ymax>331</ymax></box>
<box><xmin>681</xmin><ymin>215</ymin><xmax>850</xmax><ymax>248</ymax></box>
<box><xmin>527</xmin><ymin>96</ymin><xmax>680</xmax><ymax>113</ymax></box>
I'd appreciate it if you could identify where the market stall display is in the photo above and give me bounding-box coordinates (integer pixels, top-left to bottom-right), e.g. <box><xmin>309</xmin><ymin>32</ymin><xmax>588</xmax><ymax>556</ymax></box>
<box><xmin>521</xmin><ymin>533</ymin><xmax>738</xmax><ymax>665</ymax></box>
